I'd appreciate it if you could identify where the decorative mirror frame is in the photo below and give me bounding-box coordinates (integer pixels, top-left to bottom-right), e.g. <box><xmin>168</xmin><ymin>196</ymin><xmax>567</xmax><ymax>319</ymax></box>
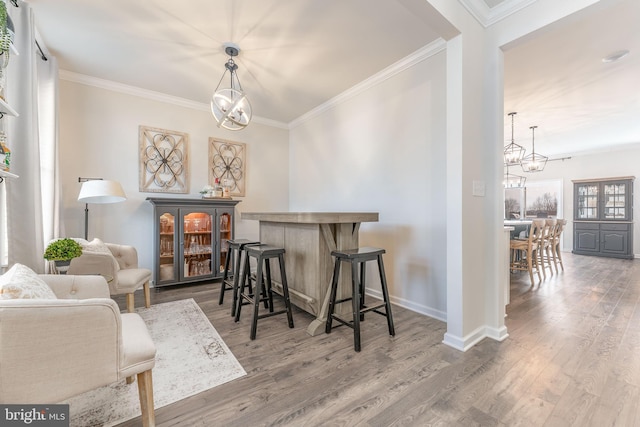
<box><xmin>208</xmin><ymin>138</ymin><xmax>246</xmax><ymax>197</ymax></box>
<box><xmin>139</xmin><ymin>126</ymin><xmax>189</xmax><ymax>193</ymax></box>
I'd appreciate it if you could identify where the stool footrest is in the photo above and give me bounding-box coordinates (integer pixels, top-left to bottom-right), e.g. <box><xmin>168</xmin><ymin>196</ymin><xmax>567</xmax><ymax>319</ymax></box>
<box><xmin>361</xmin><ymin>302</ymin><xmax>387</xmax><ymax>314</ymax></box>
<box><xmin>329</xmin><ymin>314</ymin><xmax>355</xmax><ymax>330</ymax></box>
<box><xmin>331</xmin><ymin>299</ymin><xmax>386</xmax><ymax>313</ymax></box>
<box><xmin>239</xmin><ymin>294</ymin><xmax>271</xmax><ymax>307</ymax></box>
<box><xmin>258</xmin><ymin>310</ymin><xmax>288</xmax><ymax>320</ymax></box>
<box><xmin>334</xmin><ymin>296</ymin><xmax>354</xmax><ymax>305</ymax></box>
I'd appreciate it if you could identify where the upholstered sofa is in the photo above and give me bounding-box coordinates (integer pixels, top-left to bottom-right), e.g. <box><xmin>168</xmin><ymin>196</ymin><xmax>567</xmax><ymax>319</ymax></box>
<box><xmin>0</xmin><ymin>269</ymin><xmax>156</xmax><ymax>426</ymax></box>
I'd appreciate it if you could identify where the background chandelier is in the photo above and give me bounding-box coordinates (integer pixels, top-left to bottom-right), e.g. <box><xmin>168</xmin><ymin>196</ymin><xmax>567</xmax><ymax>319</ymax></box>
<box><xmin>211</xmin><ymin>43</ymin><xmax>252</xmax><ymax>131</ymax></box>
<box><xmin>504</xmin><ymin>165</ymin><xmax>526</xmax><ymax>188</ymax></box>
<box><xmin>521</xmin><ymin>125</ymin><xmax>548</xmax><ymax>172</ymax></box>
<box><xmin>503</xmin><ymin>112</ymin><xmax>526</xmax><ymax>165</ymax></box>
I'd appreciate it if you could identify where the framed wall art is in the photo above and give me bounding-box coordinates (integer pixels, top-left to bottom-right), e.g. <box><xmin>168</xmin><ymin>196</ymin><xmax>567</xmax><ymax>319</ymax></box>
<box><xmin>208</xmin><ymin>138</ymin><xmax>246</xmax><ymax>197</ymax></box>
<box><xmin>139</xmin><ymin>126</ymin><xmax>189</xmax><ymax>193</ymax></box>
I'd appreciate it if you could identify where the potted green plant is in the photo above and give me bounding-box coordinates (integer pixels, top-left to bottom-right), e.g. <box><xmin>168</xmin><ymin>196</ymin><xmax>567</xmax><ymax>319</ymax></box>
<box><xmin>43</xmin><ymin>238</ymin><xmax>83</xmax><ymax>273</ymax></box>
<box><xmin>0</xmin><ymin>1</ymin><xmax>13</xmax><ymax>54</ymax></box>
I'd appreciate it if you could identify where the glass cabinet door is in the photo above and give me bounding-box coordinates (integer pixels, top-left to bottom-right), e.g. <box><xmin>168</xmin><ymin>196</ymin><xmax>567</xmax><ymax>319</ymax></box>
<box><xmin>576</xmin><ymin>183</ymin><xmax>599</xmax><ymax>219</ymax></box>
<box><xmin>182</xmin><ymin>211</ymin><xmax>214</xmax><ymax>279</ymax></box>
<box><xmin>158</xmin><ymin>212</ymin><xmax>176</xmax><ymax>283</ymax></box>
<box><xmin>603</xmin><ymin>181</ymin><xmax>630</xmax><ymax>220</ymax></box>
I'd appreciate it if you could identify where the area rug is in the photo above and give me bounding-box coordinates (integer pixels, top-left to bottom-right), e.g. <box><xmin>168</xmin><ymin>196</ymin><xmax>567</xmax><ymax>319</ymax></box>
<box><xmin>62</xmin><ymin>298</ymin><xmax>246</xmax><ymax>426</ymax></box>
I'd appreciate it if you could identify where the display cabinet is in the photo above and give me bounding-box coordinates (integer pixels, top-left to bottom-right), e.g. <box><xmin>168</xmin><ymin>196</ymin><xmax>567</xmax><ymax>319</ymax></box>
<box><xmin>147</xmin><ymin>197</ymin><xmax>240</xmax><ymax>287</ymax></box>
<box><xmin>573</xmin><ymin>177</ymin><xmax>634</xmax><ymax>259</ymax></box>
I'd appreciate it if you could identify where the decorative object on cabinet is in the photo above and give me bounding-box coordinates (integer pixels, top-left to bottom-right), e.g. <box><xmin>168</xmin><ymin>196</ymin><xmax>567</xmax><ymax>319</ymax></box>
<box><xmin>147</xmin><ymin>197</ymin><xmax>240</xmax><ymax>287</ymax></box>
<box><xmin>573</xmin><ymin>177</ymin><xmax>634</xmax><ymax>259</ymax></box>
<box><xmin>139</xmin><ymin>125</ymin><xmax>189</xmax><ymax>193</ymax></box>
<box><xmin>210</xmin><ymin>42</ymin><xmax>252</xmax><ymax>131</ymax></box>
<box><xmin>199</xmin><ymin>184</ymin><xmax>214</xmax><ymax>198</ymax></box>
<box><xmin>209</xmin><ymin>137</ymin><xmax>246</xmax><ymax>196</ymax></box>
<box><xmin>521</xmin><ymin>125</ymin><xmax>548</xmax><ymax>172</ymax></box>
<box><xmin>78</xmin><ymin>177</ymin><xmax>127</xmax><ymax>240</ymax></box>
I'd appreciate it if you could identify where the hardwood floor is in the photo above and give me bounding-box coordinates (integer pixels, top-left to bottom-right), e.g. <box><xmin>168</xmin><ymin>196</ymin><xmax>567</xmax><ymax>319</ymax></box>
<box><xmin>116</xmin><ymin>252</ymin><xmax>640</xmax><ymax>426</ymax></box>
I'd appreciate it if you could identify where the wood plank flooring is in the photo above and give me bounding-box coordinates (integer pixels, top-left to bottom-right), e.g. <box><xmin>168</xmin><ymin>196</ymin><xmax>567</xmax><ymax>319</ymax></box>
<box><xmin>115</xmin><ymin>253</ymin><xmax>640</xmax><ymax>426</ymax></box>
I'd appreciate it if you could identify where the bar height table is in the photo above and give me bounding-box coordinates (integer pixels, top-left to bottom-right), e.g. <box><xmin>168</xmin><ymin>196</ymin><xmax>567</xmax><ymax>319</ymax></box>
<box><xmin>241</xmin><ymin>212</ymin><xmax>379</xmax><ymax>336</ymax></box>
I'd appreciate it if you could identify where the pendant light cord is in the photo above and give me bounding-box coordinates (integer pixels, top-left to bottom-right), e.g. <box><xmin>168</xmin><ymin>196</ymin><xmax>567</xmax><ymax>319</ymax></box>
<box><xmin>530</xmin><ymin>126</ymin><xmax>537</xmax><ymax>155</ymax></box>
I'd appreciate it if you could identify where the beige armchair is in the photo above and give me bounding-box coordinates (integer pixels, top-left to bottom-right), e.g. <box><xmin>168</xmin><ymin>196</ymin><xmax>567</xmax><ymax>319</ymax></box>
<box><xmin>0</xmin><ymin>274</ymin><xmax>156</xmax><ymax>426</ymax></box>
<box><xmin>68</xmin><ymin>241</ymin><xmax>152</xmax><ymax>313</ymax></box>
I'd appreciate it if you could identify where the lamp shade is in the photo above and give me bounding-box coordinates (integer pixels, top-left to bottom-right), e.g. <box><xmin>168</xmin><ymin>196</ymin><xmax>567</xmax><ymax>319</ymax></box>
<box><xmin>78</xmin><ymin>180</ymin><xmax>127</xmax><ymax>204</ymax></box>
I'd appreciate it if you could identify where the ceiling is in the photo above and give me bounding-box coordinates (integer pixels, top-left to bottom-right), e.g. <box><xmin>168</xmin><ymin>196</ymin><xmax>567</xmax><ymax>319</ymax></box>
<box><xmin>503</xmin><ymin>0</ymin><xmax>640</xmax><ymax>158</ymax></box>
<box><xmin>26</xmin><ymin>0</ymin><xmax>446</xmax><ymax>126</ymax></box>
<box><xmin>24</xmin><ymin>0</ymin><xmax>640</xmax><ymax>157</ymax></box>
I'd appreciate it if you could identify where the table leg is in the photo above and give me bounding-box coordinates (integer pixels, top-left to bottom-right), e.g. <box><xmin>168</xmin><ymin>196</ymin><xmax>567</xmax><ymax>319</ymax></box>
<box><xmin>306</xmin><ymin>222</ymin><xmax>360</xmax><ymax>336</ymax></box>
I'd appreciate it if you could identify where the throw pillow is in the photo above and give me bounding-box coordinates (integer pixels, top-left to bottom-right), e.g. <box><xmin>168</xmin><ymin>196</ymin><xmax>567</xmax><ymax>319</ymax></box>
<box><xmin>80</xmin><ymin>238</ymin><xmax>120</xmax><ymax>271</ymax></box>
<box><xmin>0</xmin><ymin>263</ymin><xmax>57</xmax><ymax>299</ymax></box>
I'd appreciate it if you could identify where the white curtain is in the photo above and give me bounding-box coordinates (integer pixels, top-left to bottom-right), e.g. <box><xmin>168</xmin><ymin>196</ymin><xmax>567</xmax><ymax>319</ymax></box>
<box><xmin>3</xmin><ymin>0</ymin><xmax>60</xmax><ymax>272</ymax></box>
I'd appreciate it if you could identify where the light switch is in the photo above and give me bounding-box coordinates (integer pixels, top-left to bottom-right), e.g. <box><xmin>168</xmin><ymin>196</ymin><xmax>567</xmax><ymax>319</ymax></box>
<box><xmin>472</xmin><ymin>180</ymin><xmax>485</xmax><ymax>197</ymax></box>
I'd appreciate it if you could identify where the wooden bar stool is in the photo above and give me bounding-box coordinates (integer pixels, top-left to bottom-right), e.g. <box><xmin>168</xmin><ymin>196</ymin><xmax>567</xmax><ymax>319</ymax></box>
<box><xmin>235</xmin><ymin>244</ymin><xmax>295</xmax><ymax>340</ymax></box>
<box><xmin>325</xmin><ymin>247</ymin><xmax>395</xmax><ymax>352</ymax></box>
<box><xmin>219</xmin><ymin>239</ymin><xmax>260</xmax><ymax>316</ymax></box>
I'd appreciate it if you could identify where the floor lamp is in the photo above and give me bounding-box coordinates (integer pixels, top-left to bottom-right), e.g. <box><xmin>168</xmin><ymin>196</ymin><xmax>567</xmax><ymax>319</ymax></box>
<box><xmin>78</xmin><ymin>177</ymin><xmax>127</xmax><ymax>240</ymax></box>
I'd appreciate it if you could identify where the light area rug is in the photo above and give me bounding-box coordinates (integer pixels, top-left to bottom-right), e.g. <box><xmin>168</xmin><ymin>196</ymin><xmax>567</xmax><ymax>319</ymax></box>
<box><xmin>62</xmin><ymin>298</ymin><xmax>246</xmax><ymax>427</ymax></box>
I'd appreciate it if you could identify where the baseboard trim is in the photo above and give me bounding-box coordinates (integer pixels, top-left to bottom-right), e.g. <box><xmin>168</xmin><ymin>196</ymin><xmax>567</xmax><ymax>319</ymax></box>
<box><xmin>485</xmin><ymin>325</ymin><xmax>509</xmax><ymax>342</ymax></box>
<box><xmin>442</xmin><ymin>323</ymin><xmax>508</xmax><ymax>352</ymax></box>
<box><xmin>366</xmin><ymin>289</ymin><xmax>446</xmax><ymax>323</ymax></box>
<box><xmin>442</xmin><ymin>326</ymin><xmax>487</xmax><ymax>352</ymax></box>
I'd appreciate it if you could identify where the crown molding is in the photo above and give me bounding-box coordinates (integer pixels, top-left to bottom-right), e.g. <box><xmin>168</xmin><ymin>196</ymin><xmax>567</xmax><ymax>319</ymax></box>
<box><xmin>289</xmin><ymin>37</ymin><xmax>447</xmax><ymax>129</ymax></box>
<box><xmin>58</xmin><ymin>70</ymin><xmax>289</xmax><ymax>130</ymax></box>
<box><xmin>554</xmin><ymin>141</ymin><xmax>640</xmax><ymax>159</ymax></box>
<box><xmin>458</xmin><ymin>0</ymin><xmax>537</xmax><ymax>28</ymax></box>
<box><xmin>61</xmin><ymin>36</ymin><xmax>446</xmax><ymax>132</ymax></box>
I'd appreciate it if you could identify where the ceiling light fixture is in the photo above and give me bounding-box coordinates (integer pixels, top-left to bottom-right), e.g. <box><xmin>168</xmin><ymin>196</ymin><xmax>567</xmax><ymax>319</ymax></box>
<box><xmin>211</xmin><ymin>43</ymin><xmax>252</xmax><ymax>131</ymax></box>
<box><xmin>504</xmin><ymin>165</ymin><xmax>526</xmax><ymax>188</ymax></box>
<box><xmin>521</xmin><ymin>125</ymin><xmax>548</xmax><ymax>173</ymax></box>
<box><xmin>504</xmin><ymin>111</ymin><xmax>526</xmax><ymax>165</ymax></box>
<box><xmin>602</xmin><ymin>49</ymin><xmax>630</xmax><ymax>63</ymax></box>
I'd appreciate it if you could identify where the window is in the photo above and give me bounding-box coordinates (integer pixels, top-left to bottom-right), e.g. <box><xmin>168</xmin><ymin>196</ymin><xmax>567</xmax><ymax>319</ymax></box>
<box><xmin>504</xmin><ymin>179</ymin><xmax>563</xmax><ymax>220</ymax></box>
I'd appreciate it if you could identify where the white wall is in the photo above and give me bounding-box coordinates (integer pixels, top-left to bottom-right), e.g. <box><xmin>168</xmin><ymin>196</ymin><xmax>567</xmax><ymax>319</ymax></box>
<box><xmin>287</xmin><ymin>0</ymin><xmax>607</xmax><ymax>349</ymax></box>
<box><xmin>58</xmin><ymin>79</ymin><xmax>289</xmax><ymax>278</ymax></box>
<box><xmin>55</xmin><ymin>0</ymin><xmax>612</xmax><ymax>351</ymax></box>
<box><xmin>289</xmin><ymin>51</ymin><xmax>448</xmax><ymax>320</ymax></box>
<box><xmin>518</xmin><ymin>145</ymin><xmax>640</xmax><ymax>256</ymax></box>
